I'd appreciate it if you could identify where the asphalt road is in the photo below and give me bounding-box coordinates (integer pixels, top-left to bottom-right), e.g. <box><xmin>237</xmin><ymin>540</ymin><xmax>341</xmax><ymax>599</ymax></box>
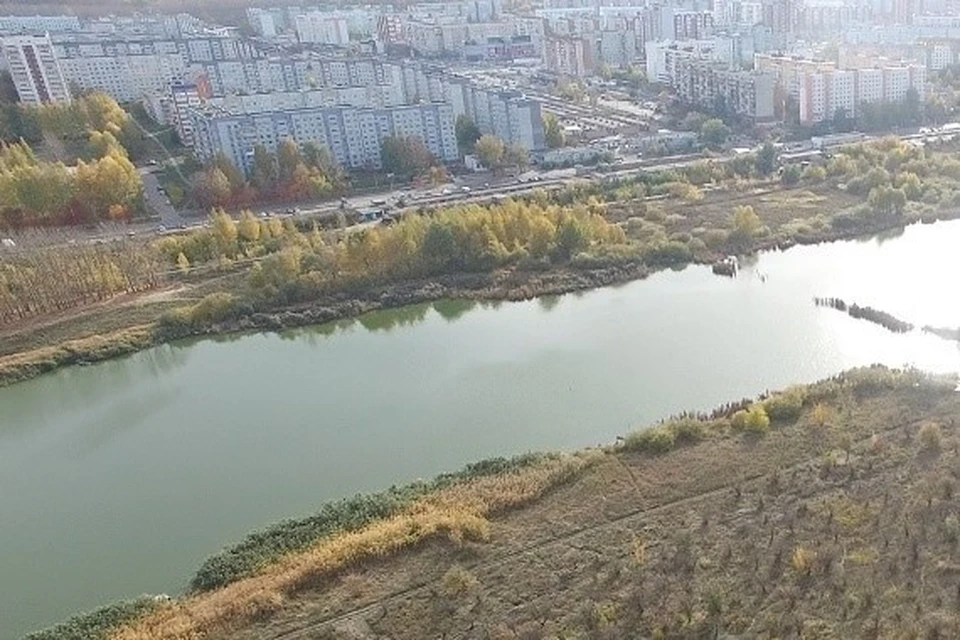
<box><xmin>139</xmin><ymin>167</ymin><xmax>184</xmax><ymax>229</ymax></box>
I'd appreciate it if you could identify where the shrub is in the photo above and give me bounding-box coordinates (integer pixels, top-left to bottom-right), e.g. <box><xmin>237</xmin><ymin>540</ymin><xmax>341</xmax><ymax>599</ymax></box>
<box><xmin>790</xmin><ymin>546</ymin><xmax>816</xmax><ymax>576</ymax></box>
<box><xmin>809</xmin><ymin>402</ymin><xmax>832</xmax><ymax>428</ymax></box>
<box><xmin>622</xmin><ymin>426</ymin><xmax>675</xmax><ymax>454</ymax></box>
<box><xmin>440</xmin><ymin>564</ymin><xmax>478</xmax><ymax>598</ymax></box>
<box><xmin>731</xmin><ymin>404</ymin><xmax>771</xmax><ymax>434</ymax></box>
<box><xmin>644</xmin><ymin>240</ymin><xmax>693</xmax><ymax>267</ymax></box>
<box><xmin>24</xmin><ymin>597</ymin><xmax>159</xmax><ymax>640</ymax></box>
<box><xmin>918</xmin><ymin>422</ymin><xmax>943</xmax><ymax>452</ymax></box>
<box><xmin>701</xmin><ymin>228</ymin><xmax>728</xmax><ymax>249</ymax></box>
<box><xmin>668</xmin><ymin>418</ymin><xmax>708</xmax><ymax>444</ymax></box>
<box><xmin>762</xmin><ymin>386</ymin><xmax>806</xmax><ymax>422</ymax></box>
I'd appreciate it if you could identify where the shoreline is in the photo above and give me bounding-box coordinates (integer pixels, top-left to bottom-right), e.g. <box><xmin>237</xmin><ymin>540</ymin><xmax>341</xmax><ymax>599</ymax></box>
<box><xmin>26</xmin><ymin>365</ymin><xmax>959</xmax><ymax>639</ymax></box>
<box><xmin>4</xmin><ymin>210</ymin><xmax>960</xmax><ymax>389</ymax></box>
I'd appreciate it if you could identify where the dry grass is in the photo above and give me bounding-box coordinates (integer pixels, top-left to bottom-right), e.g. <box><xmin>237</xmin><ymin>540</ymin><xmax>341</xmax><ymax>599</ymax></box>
<box><xmin>110</xmin><ymin>453</ymin><xmax>595</xmax><ymax>640</ymax></box>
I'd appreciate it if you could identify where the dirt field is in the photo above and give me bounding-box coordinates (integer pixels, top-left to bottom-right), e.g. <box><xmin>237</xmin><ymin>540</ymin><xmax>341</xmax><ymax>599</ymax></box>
<box><xmin>160</xmin><ymin>374</ymin><xmax>960</xmax><ymax>640</ymax></box>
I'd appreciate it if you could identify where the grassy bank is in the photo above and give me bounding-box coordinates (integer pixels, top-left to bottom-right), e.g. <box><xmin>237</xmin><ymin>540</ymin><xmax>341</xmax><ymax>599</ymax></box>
<box><xmin>27</xmin><ymin>365</ymin><xmax>959</xmax><ymax>639</ymax></box>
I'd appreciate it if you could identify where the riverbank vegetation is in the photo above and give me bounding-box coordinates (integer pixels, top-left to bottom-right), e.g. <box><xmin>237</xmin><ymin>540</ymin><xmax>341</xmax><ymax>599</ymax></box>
<box><xmin>28</xmin><ymin>365</ymin><xmax>960</xmax><ymax>639</ymax></box>
<box><xmin>5</xmin><ymin>137</ymin><xmax>960</xmax><ymax>386</ymax></box>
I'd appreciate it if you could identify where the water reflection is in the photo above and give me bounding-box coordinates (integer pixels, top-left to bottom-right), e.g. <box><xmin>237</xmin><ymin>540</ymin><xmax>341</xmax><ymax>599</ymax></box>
<box><xmin>0</xmin><ymin>344</ymin><xmax>189</xmax><ymax>442</ymax></box>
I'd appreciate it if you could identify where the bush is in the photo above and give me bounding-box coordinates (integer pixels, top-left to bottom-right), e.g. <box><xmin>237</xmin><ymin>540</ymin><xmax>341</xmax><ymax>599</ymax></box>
<box><xmin>622</xmin><ymin>426</ymin><xmax>675</xmax><ymax>454</ymax></box>
<box><xmin>24</xmin><ymin>597</ymin><xmax>159</xmax><ymax>640</ymax></box>
<box><xmin>644</xmin><ymin>240</ymin><xmax>693</xmax><ymax>267</ymax></box>
<box><xmin>731</xmin><ymin>404</ymin><xmax>771</xmax><ymax>434</ymax></box>
<box><xmin>762</xmin><ymin>386</ymin><xmax>806</xmax><ymax>422</ymax></box>
<box><xmin>440</xmin><ymin>565</ymin><xmax>478</xmax><ymax>598</ymax></box>
<box><xmin>919</xmin><ymin>422</ymin><xmax>943</xmax><ymax>452</ymax></box>
<box><xmin>700</xmin><ymin>228</ymin><xmax>728</xmax><ymax>250</ymax></box>
<box><xmin>668</xmin><ymin>418</ymin><xmax>708</xmax><ymax>444</ymax></box>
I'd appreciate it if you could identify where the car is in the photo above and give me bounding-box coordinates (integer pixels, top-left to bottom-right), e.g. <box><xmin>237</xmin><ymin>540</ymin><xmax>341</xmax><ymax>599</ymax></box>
<box><xmin>147</xmin><ymin>159</ymin><xmax>158</xmax><ymax>166</ymax></box>
<box><xmin>285</xmin><ymin>208</ymin><xmax>296</xmax><ymax>214</ymax></box>
<box><xmin>259</xmin><ymin>211</ymin><xmax>268</xmax><ymax>218</ymax></box>
<box><xmin>441</xmin><ymin>187</ymin><xmax>452</xmax><ymax>195</ymax></box>
<box><xmin>126</xmin><ymin>230</ymin><xmax>136</xmax><ymax>238</ymax></box>
<box><xmin>371</xmin><ymin>198</ymin><xmax>387</xmax><ymax>206</ymax></box>
<box><xmin>157</xmin><ymin>225</ymin><xmax>167</xmax><ymax>233</ymax></box>
<box><xmin>461</xmin><ymin>186</ymin><xmax>471</xmax><ymax>193</ymax></box>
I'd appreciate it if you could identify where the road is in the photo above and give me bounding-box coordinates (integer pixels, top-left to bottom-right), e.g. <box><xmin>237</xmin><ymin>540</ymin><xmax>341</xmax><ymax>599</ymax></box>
<box><xmin>139</xmin><ymin>167</ymin><xmax>184</xmax><ymax>229</ymax></box>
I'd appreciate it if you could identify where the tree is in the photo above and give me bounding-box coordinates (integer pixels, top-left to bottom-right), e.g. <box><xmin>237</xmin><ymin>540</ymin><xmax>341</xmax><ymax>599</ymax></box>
<box><xmin>733</xmin><ymin>204</ymin><xmax>763</xmax><ymax>238</ymax></box>
<box><xmin>474</xmin><ymin>134</ymin><xmax>505</xmax><ymax>170</ymax></box>
<box><xmin>210</xmin><ymin>208</ymin><xmax>238</xmax><ymax>255</ymax></box>
<box><xmin>699</xmin><ymin>118</ymin><xmax>730</xmax><ymax>150</ymax></box>
<box><xmin>237</xmin><ymin>210</ymin><xmax>261</xmax><ymax>243</ymax></box>
<box><xmin>455</xmin><ymin>115</ymin><xmax>481</xmax><ymax>155</ymax></box>
<box><xmin>276</xmin><ymin>138</ymin><xmax>302</xmax><ymax>185</ymax></box>
<box><xmin>176</xmin><ymin>252</ymin><xmax>191</xmax><ymax>275</ymax></box>
<box><xmin>755</xmin><ymin>141</ymin><xmax>778</xmax><ymax>176</ymax></box>
<box><xmin>421</xmin><ymin>222</ymin><xmax>459</xmax><ymax>272</ymax></box>
<box><xmin>250</xmin><ymin>144</ymin><xmax>277</xmax><ymax>193</ymax></box>
<box><xmin>780</xmin><ymin>164</ymin><xmax>802</xmax><ymax>185</ymax></box>
<box><xmin>504</xmin><ymin>143</ymin><xmax>529</xmax><ymax>171</ymax></box>
<box><xmin>543</xmin><ymin>113</ymin><xmax>565</xmax><ymax>149</ymax></box>
<box><xmin>192</xmin><ymin>167</ymin><xmax>232</xmax><ymax>209</ymax></box>
<box><xmin>868</xmin><ymin>185</ymin><xmax>907</xmax><ymax>217</ymax></box>
<box><xmin>380</xmin><ymin>135</ymin><xmax>435</xmax><ymax>177</ymax></box>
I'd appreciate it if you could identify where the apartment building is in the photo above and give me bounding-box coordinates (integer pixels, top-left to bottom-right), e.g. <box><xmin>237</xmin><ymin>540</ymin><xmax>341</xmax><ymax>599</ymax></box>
<box><xmin>673</xmin><ymin>58</ymin><xmax>776</xmax><ymax>120</ymax></box>
<box><xmin>797</xmin><ymin>64</ymin><xmax>926</xmax><ymax>124</ymax></box>
<box><xmin>754</xmin><ymin>53</ymin><xmax>835</xmax><ymax>116</ymax></box>
<box><xmin>192</xmin><ymin>56</ymin><xmax>399</xmax><ymax>97</ymax></box>
<box><xmin>189</xmin><ymin>102</ymin><xmax>458</xmax><ymax>171</ymax></box>
<box><xmin>673</xmin><ymin>10</ymin><xmax>715</xmax><ymax>39</ymax></box>
<box><xmin>1</xmin><ymin>34</ymin><xmax>71</xmax><ymax>104</ymax></box>
<box><xmin>446</xmin><ymin>79</ymin><xmax>546</xmax><ymax>150</ymax></box>
<box><xmin>543</xmin><ymin>34</ymin><xmax>594</xmax><ymax>76</ymax></box>
<box><xmin>295</xmin><ymin>12</ymin><xmax>350</xmax><ymax>46</ymax></box>
<box><xmin>645</xmin><ymin>39</ymin><xmax>738</xmax><ymax>84</ymax></box>
<box><xmin>143</xmin><ymin>81</ymin><xmax>204</xmax><ymax>145</ymax></box>
<box><xmin>0</xmin><ymin>15</ymin><xmax>81</xmax><ymax>34</ymax></box>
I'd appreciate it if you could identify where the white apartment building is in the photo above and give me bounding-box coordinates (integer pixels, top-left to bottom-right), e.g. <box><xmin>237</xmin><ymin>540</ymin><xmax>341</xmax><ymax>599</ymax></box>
<box><xmin>0</xmin><ymin>15</ymin><xmax>81</xmax><ymax>34</ymax></box>
<box><xmin>798</xmin><ymin>65</ymin><xmax>926</xmax><ymax>124</ymax></box>
<box><xmin>295</xmin><ymin>13</ymin><xmax>350</xmax><ymax>46</ymax></box>
<box><xmin>190</xmin><ymin>102</ymin><xmax>458</xmax><ymax>171</ymax></box>
<box><xmin>598</xmin><ymin>29</ymin><xmax>637</xmax><ymax>68</ymax></box>
<box><xmin>1</xmin><ymin>34</ymin><xmax>71</xmax><ymax>104</ymax></box>
<box><xmin>58</xmin><ymin>51</ymin><xmax>186</xmax><ymax>101</ymax></box>
<box><xmin>646</xmin><ymin>39</ymin><xmax>733</xmax><ymax>85</ymax></box>
<box><xmin>143</xmin><ymin>81</ymin><xmax>204</xmax><ymax>145</ymax></box>
<box><xmin>446</xmin><ymin>79</ymin><xmax>546</xmax><ymax>150</ymax></box>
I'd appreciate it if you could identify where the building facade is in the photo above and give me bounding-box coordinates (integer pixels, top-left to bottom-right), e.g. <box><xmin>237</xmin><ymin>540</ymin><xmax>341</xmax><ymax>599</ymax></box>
<box><xmin>190</xmin><ymin>102</ymin><xmax>458</xmax><ymax>171</ymax></box>
<box><xmin>447</xmin><ymin>79</ymin><xmax>546</xmax><ymax>150</ymax></box>
<box><xmin>1</xmin><ymin>34</ymin><xmax>71</xmax><ymax>104</ymax></box>
<box><xmin>0</xmin><ymin>15</ymin><xmax>81</xmax><ymax>34</ymax></box>
<box><xmin>295</xmin><ymin>12</ymin><xmax>350</xmax><ymax>46</ymax></box>
<box><xmin>674</xmin><ymin>58</ymin><xmax>776</xmax><ymax>120</ymax></box>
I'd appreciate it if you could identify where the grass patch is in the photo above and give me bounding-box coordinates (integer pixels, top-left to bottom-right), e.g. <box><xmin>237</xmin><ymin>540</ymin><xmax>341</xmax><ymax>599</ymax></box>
<box><xmin>23</xmin><ymin>598</ymin><xmax>159</xmax><ymax>640</ymax></box>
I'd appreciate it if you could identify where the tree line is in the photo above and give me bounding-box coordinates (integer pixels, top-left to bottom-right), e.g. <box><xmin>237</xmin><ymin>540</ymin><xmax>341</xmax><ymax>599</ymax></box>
<box><xmin>155</xmin><ymin>198</ymin><xmax>628</xmax><ymax>311</ymax></box>
<box><xmin>0</xmin><ymin>237</ymin><xmax>163</xmax><ymax>326</ymax></box>
<box><xmin>190</xmin><ymin>139</ymin><xmax>345</xmax><ymax>210</ymax></box>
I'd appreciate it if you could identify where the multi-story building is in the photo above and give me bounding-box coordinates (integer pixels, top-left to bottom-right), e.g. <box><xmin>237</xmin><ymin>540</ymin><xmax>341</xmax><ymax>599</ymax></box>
<box><xmin>0</xmin><ymin>15</ymin><xmax>81</xmax><ymax>34</ymax></box>
<box><xmin>754</xmin><ymin>53</ymin><xmax>835</xmax><ymax>116</ymax></box>
<box><xmin>673</xmin><ymin>10</ymin><xmax>715</xmax><ymax>39</ymax></box>
<box><xmin>645</xmin><ymin>39</ymin><xmax>736</xmax><ymax>85</ymax></box>
<box><xmin>189</xmin><ymin>102</ymin><xmax>458</xmax><ymax>171</ymax></box>
<box><xmin>446</xmin><ymin>79</ymin><xmax>546</xmax><ymax>150</ymax></box>
<box><xmin>597</xmin><ymin>29</ymin><xmax>638</xmax><ymax>68</ymax></box>
<box><xmin>543</xmin><ymin>34</ymin><xmax>594</xmax><ymax>76</ymax></box>
<box><xmin>295</xmin><ymin>12</ymin><xmax>350</xmax><ymax>46</ymax></box>
<box><xmin>143</xmin><ymin>81</ymin><xmax>204</xmax><ymax>145</ymax></box>
<box><xmin>797</xmin><ymin>64</ymin><xmax>925</xmax><ymax>124</ymax></box>
<box><xmin>377</xmin><ymin>14</ymin><xmax>405</xmax><ymax>46</ymax></box>
<box><xmin>673</xmin><ymin>58</ymin><xmax>776</xmax><ymax>120</ymax></box>
<box><xmin>246</xmin><ymin>9</ymin><xmax>279</xmax><ymax>38</ymax></box>
<box><xmin>1</xmin><ymin>34</ymin><xmax>71</xmax><ymax>104</ymax></box>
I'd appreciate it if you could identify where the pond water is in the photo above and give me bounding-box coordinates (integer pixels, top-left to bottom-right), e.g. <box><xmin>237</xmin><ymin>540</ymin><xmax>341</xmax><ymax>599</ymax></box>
<box><xmin>2</xmin><ymin>220</ymin><xmax>959</xmax><ymax>637</ymax></box>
